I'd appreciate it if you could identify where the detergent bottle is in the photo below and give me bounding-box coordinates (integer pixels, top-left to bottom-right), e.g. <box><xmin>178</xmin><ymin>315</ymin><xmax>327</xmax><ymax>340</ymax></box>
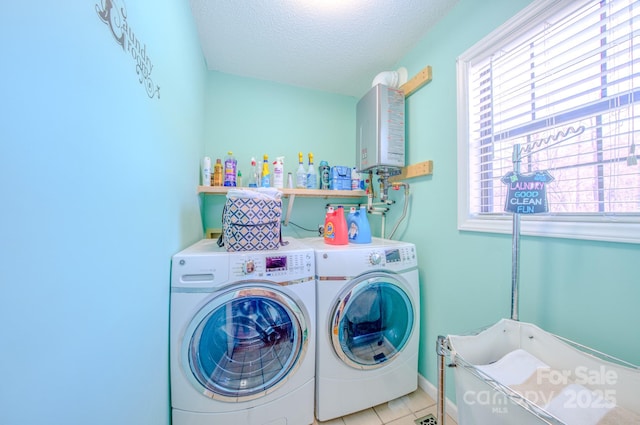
<box><xmin>319</xmin><ymin>160</ymin><xmax>330</xmax><ymax>189</ymax></box>
<box><xmin>324</xmin><ymin>206</ymin><xmax>348</xmax><ymax>245</ymax></box>
<box><xmin>261</xmin><ymin>154</ymin><xmax>271</xmax><ymax>187</ymax></box>
<box><xmin>347</xmin><ymin>206</ymin><xmax>372</xmax><ymax>243</ymax></box>
<box><xmin>346</xmin><ymin>207</ymin><xmax>357</xmax><ymax>237</ymax></box>
<box><xmin>351</xmin><ymin>168</ymin><xmax>361</xmax><ymax>190</ymax></box>
<box><xmin>273</xmin><ymin>157</ymin><xmax>284</xmax><ymax>189</ymax></box>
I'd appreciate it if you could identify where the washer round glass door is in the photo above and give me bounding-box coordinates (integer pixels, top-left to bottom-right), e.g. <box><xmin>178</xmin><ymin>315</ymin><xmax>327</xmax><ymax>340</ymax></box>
<box><xmin>331</xmin><ymin>272</ymin><xmax>414</xmax><ymax>370</ymax></box>
<box><xmin>182</xmin><ymin>283</ymin><xmax>309</xmax><ymax>401</ymax></box>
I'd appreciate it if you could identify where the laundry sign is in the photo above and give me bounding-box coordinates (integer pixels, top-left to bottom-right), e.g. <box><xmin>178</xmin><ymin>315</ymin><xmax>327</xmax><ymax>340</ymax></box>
<box><xmin>96</xmin><ymin>0</ymin><xmax>161</xmax><ymax>99</ymax></box>
<box><xmin>501</xmin><ymin>171</ymin><xmax>554</xmax><ymax>214</ymax></box>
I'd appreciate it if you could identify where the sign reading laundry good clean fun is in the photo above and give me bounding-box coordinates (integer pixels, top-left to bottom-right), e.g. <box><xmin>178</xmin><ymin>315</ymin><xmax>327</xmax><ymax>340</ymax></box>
<box><xmin>96</xmin><ymin>0</ymin><xmax>161</xmax><ymax>99</ymax></box>
<box><xmin>501</xmin><ymin>171</ymin><xmax>554</xmax><ymax>214</ymax></box>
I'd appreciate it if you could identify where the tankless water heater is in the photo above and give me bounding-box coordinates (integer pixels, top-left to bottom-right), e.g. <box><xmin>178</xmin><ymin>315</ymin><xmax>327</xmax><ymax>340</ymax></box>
<box><xmin>356</xmin><ymin>84</ymin><xmax>405</xmax><ymax>172</ymax></box>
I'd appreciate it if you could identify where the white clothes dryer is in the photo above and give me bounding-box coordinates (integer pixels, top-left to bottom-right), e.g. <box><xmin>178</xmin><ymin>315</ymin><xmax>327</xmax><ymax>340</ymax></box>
<box><xmin>170</xmin><ymin>238</ymin><xmax>316</xmax><ymax>425</ymax></box>
<box><xmin>303</xmin><ymin>237</ymin><xmax>420</xmax><ymax>422</ymax></box>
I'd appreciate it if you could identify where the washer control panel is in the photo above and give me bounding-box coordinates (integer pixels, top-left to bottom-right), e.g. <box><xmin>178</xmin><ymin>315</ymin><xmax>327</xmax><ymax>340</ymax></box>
<box><xmin>230</xmin><ymin>249</ymin><xmax>314</xmax><ymax>280</ymax></box>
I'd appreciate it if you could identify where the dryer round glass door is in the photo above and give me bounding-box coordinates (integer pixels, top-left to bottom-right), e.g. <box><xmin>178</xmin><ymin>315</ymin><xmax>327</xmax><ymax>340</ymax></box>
<box><xmin>182</xmin><ymin>284</ymin><xmax>309</xmax><ymax>401</ymax></box>
<box><xmin>330</xmin><ymin>272</ymin><xmax>414</xmax><ymax>370</ymax></box>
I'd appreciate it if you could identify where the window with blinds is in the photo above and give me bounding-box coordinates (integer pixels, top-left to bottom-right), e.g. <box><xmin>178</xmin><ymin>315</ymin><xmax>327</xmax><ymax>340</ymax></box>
<box><xmin>457</xmin><ymin>0</ymin><xmax>640</xmax><ymax>243</ymax></box>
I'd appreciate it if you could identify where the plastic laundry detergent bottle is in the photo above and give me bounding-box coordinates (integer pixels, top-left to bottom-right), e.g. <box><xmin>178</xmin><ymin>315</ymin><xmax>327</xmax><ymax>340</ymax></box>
<box><xmin>347</xmin><ymin>206</ymin><xmax>372</xmax><ymax>243</ymax></box>
<box><xmin>324</xmin><ymin>206</ymin><xmax>348</xmax><ymax>245</ymax></box>
<box><xmin>347</xmin><ymin>207</ymin><xmax>357</xmax><ymax>237</ymax></box>
<box><xmin>319</xmin><ymin>160</ymin><xmax>330</xmax><ymax>189</ymax></box>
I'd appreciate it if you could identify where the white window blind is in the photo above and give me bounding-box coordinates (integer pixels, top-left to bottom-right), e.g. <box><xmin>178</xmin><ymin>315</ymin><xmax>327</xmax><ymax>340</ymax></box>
<box><xmin>458</xmin><ymin>0</ymin><xmax>640</xmax><ymax>243</ymax></box>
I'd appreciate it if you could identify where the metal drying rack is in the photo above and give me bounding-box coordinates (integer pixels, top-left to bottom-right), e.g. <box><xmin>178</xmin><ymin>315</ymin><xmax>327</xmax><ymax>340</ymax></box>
<box><xmin>435</xmin><ymin>126</ymin><xmax>585</xmax><ymax>425</ymax></box>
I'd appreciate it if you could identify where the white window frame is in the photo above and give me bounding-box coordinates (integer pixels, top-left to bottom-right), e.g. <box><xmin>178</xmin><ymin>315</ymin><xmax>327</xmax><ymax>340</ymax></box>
<box><xmin>457</xmin><ymin>0</ymin><xmax>640</xmax><ymax>244</ymax></box>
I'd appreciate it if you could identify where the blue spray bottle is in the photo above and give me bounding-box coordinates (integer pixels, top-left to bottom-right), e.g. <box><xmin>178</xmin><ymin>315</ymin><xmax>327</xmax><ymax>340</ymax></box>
<box><xmin>306</xmin><ymin>152</ymin><xmax>317</xmax><ymax>189</ymax></box>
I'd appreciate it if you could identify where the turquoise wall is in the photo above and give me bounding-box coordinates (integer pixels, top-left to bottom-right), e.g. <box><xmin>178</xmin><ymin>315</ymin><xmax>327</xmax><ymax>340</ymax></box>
<box><xmin>0</xmin><ymin>2</ymin><xmax>205</xmax><ymax>424</ymax></box>
<box><xmin>202</xmin><ymin>72</ymin><xmax>363</xmax><ymax>237</ymax></box>
<box><xmin>201</xmin><ymin>0</ymin><xmax>640</xmax><ymax>407</ymax></box>
<box><xmin>397</xmin><ymin>0</ymin><xmax>640</xmax><ymax>404</ymax></box>
<box><xmin>2</xmin><ymin>1</ymin><xmax>638</xmax><ymax>423</ymax></box>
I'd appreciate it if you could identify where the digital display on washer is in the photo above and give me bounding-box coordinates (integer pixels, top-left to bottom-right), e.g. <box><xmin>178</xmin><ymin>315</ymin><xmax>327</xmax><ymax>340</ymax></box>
<box><xmin>385</xmin><ymin>249</ymin><xmax>401</xmax><ymax>263</ymax></box>
<box><xmin>266</xmin><ymin>256</ymin><xmax>287</xmax><ymax>271</ymax></box>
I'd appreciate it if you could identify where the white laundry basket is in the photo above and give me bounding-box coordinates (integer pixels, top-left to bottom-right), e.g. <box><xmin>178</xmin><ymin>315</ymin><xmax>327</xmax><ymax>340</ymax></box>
<box><xmin>446</xmin><ymin>319</ymin><xmax>640</xmax><ymax>425</ymax></box>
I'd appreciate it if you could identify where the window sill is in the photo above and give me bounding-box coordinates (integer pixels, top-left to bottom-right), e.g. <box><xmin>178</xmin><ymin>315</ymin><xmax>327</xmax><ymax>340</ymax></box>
<box><xmin>458</xmin><ymin>214</ymin><xmax>640</xmax><ymax>244</ymax></box>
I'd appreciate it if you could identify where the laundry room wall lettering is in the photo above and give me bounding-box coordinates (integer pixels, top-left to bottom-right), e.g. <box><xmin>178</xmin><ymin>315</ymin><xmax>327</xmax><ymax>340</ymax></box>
<box><xmin>96</xmin><ymin>0</ymin><xmax>161</xmax><ymax>99</ymax></box>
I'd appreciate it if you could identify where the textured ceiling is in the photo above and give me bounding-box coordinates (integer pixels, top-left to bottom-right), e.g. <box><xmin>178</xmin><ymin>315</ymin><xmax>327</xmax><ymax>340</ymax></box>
<box><xmin>189</xmin><ymin>0</ymin><xmax>458</xmax><ymax>98</ymax></box>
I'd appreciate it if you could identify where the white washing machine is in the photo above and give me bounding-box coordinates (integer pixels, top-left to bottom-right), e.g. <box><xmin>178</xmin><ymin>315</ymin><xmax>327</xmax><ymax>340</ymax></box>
<box><xmin>304</xmin><ymin>237</ymin><xmax>420</xmax><ymax>421</ymax></box>
<box><xmin>170</xmin><ymin>237</ymin><xmax>316</xmax><ymax>425</ymax></box>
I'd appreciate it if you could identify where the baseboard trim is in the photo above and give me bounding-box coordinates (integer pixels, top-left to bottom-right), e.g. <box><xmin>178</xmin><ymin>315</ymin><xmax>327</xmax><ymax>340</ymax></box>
<box><xmin>417</xmin><ymin>373</ymin><xmax>458</xmax><ymax>423</ymax></box>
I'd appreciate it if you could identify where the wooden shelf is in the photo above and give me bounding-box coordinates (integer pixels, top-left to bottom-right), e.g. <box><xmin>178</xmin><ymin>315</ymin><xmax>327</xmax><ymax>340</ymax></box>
<box><xmin>198</xmin><ymin>186</ymin><xmax>367</xmax><ymax>226</ymax></box>
<box><xmin>197</xmin><ymin>186</ymin><xmax>367</xmax><ymax>198</ymax></box>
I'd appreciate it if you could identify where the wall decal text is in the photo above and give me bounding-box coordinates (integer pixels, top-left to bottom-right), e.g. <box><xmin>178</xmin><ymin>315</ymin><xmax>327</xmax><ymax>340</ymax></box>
<box><xmin>96</xmin><ymin>0</ymin><xmax>161</xmax><ymax>99</ymax></box>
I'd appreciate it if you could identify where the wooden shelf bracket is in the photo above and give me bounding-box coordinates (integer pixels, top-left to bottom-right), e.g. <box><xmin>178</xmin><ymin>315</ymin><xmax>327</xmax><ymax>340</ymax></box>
<box><xmin>389</xmin><ymin>160</ymin><xmax>433</xmax><ymax>182</ymax></box>
<box><xmin>400</xmin><ymin>65</ymin><xmax>432</xmax><ymax>97</ymax></box>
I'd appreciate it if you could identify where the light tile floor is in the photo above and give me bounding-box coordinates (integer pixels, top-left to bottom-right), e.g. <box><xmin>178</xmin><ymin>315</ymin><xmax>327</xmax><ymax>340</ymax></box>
<box><xmin>313</xmin><ymin>387</ymin><xmax>458</xmax><ymax>425</ymax></box>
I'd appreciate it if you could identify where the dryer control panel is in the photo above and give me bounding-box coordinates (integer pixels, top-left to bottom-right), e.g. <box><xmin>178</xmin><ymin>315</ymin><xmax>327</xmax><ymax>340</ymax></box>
<box><xmin>366</xmin><ymin>245</ymin><xmax>416</xmax><ymax>269</ymax></box>
<box><xmin>310</xmin><ymin>239</ymin><xmax>418</xmax><ymax>277</ymax></box>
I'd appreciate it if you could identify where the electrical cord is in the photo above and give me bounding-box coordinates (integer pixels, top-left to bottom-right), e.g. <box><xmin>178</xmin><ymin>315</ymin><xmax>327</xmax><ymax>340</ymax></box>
<box><xmin>282</xmin><ymin>220</ymin><xmax>320</xmax><ymax>233</ymax></box>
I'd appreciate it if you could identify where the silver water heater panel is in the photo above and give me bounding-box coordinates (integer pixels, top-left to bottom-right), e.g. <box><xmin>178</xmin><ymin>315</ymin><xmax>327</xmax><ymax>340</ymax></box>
<box><xmin>356</xmin><ymin>84</ymin><xmax>405</xmax><ymax>172</ymax></box>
